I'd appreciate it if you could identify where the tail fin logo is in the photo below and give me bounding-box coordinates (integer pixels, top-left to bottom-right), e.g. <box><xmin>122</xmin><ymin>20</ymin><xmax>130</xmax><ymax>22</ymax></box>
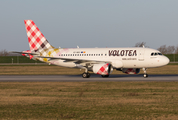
<box><xmin>24</xmin><ymin>20</ymin><xmax>54</xmax><ymax>51</ymax></box>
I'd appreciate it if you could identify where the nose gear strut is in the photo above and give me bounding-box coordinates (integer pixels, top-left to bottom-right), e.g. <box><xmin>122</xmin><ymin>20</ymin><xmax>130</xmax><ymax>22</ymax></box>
<box><xmin>143</xmin><ymin>68</ymin><xmax>148</xmax><ymax>78</ymax></box>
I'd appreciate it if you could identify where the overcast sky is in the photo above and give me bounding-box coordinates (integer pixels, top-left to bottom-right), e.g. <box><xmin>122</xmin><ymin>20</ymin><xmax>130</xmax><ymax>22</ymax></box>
<box><xmin>0</xmin><ymin>0</ymin><xmax>178</xmax><ymax>51</ymax></box>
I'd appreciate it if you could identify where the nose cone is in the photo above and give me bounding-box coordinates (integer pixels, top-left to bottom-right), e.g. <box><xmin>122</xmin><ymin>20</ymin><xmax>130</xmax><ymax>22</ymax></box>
<box><xmin>162</xmin><ymin>56</ymin><xmax>170</xmax><ymax>66</ymax></box>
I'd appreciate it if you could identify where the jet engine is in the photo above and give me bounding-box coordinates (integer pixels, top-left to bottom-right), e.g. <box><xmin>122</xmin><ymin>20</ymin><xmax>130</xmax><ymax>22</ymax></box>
<box><xmin>117</xmin><ymin>68</ymin><xmax>140</xmax><ymax>74</ymax></box>
<box><xmin>92</xmin><ymin>63</ymin><xmax>113</xmax><ymax>75</ymax></box>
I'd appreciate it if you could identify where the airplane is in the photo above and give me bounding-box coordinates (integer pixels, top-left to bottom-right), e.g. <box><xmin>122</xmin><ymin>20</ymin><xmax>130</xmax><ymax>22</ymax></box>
<box><xmin>13</xmin><ymin>20</ymin><xmax>170</xmax><ymax>78</ymax></box>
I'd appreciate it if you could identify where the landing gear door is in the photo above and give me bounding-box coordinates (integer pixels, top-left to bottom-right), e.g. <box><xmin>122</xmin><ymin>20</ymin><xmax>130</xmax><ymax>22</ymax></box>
<box><xmin>138</xmin><ymin>49</ymin><xmax>145</xmax><ymax>61</ymax></box>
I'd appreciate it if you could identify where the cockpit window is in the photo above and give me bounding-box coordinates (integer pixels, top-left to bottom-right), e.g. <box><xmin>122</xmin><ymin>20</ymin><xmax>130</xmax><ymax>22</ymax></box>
<box><xmin>151</xmin><ymin>52</ymin><xmax>163</xmax><ymax>56</ymax></box>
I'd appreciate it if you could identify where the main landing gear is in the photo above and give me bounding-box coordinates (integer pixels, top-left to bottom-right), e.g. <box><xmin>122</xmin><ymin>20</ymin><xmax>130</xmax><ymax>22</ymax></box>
<box><xmin>143</xmin><ymin>68</ymin><xmax>148</xmax><ymax>78</ymax></box>
<box><xmin>82</xmin><ymin>72</ymin><xmax>90</xmax><ymax>78</ymax></box>
<box><xmin>82</xmin><ymin>73</ymin><xmax>109</xmax><ymax>78</ymax></box>
<box><xmin>82</xmin><ymin>68</ymin><xmax>90</xmax><ymax>78</ymax></box>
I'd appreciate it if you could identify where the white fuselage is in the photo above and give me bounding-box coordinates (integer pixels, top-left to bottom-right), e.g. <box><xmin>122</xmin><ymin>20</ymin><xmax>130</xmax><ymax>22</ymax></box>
<box><xmin>43</xmin><ymin>47</ymin><xmax>169</xmax><ymax>69</ymax></box>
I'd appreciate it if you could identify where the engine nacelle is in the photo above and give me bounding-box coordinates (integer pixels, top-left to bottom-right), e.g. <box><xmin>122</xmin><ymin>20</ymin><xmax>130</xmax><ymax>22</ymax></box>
<box><xmin>121</xmin><ymin>68</ymin><xmax>140</xmax><ymax>74</ymax></box>
<box><xmin>92</xmin><ymin>63</ymin><xmax>113</xmax><ymax>75</ymax></box>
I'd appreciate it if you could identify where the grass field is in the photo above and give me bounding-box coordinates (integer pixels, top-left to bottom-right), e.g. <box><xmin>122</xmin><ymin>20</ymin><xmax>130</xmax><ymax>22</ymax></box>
<box><xmin>0</xmin><ymin>82</ymin><xmax>178</xmax><ymax>119</ymax></box>
<box><xmin>0</xmin><ymin>64</ymin><xmax>178</xmax><ymax>75</ymax></box>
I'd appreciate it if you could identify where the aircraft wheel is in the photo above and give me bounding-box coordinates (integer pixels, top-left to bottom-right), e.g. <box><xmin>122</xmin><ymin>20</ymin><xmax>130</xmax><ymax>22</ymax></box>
<box><xmin>143</xmin><ymin>74</ymin><xmax>148</xmax><ymax>78</ymax></box>
<box><xmin>87</xmin><ymin>73</ymin><xmax>90</xmax><ymax>78</ymax></box>
<box><xmin>101</xmin><ymin>75</ymin><xmax>109</xmax><ymax>78</ymax></box>
<box><xmin>82</xmin><ymin>72</ymin><xmax>90</xmax><ymax>78</ymax></box>
<box><xmin>82</xmin><ymin>73</ymin><xmax>88</xmax><ymax>78</ymax></box>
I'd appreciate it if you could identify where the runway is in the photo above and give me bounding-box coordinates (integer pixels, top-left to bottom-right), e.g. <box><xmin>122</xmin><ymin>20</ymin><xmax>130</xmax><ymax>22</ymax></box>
<box><xmin>0</xmin><ymin>74</ymin><xmax>177</xmax><ymax>82</ymax></box>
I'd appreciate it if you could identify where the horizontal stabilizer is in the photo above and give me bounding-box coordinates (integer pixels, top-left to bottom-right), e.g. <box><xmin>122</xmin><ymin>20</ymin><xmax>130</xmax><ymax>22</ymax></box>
<box><xmin>10</xmin><ymin>51</ymin><xmax>40</xmax><ymax>55</ymax></box>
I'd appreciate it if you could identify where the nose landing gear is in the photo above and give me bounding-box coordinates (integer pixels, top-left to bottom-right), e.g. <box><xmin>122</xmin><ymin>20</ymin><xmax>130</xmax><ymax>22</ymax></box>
<box><xmin>143</xmin><ymin>68</ymin><xmax>148</xmax><ymax>78</ymax></box>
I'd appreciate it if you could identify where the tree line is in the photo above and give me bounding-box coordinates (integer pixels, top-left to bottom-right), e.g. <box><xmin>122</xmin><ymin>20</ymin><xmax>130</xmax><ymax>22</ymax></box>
<box><xmin>157</xmin><ymin>45</ymin><xmax>178</xmax><ymax>54</ymax></box>
<box><xmin>0</xmin><ymin>49</ymin><xmax>9</xmax><ymax>56</ymax></box>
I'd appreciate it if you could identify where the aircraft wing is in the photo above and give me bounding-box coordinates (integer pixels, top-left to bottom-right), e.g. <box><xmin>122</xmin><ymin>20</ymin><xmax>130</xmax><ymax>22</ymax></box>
<box><xmin>37</xmin><ymin>56</ymin><xmax>111</xmax><ymax>64</ymax></box>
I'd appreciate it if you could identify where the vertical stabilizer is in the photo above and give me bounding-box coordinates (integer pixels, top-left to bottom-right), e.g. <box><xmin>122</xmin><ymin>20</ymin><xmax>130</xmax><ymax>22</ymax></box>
<box><xmin>24</xmin><ymin>20</ymin><xmax>54</xmax><ymax>52</ymax></box>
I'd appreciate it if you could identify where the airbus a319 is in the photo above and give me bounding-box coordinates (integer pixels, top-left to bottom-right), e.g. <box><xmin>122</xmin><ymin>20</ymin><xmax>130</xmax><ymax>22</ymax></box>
<box><xmin>13</xmin><ymin>20</ymin><xmax>170</xmax><ymax>78</ymax></box>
